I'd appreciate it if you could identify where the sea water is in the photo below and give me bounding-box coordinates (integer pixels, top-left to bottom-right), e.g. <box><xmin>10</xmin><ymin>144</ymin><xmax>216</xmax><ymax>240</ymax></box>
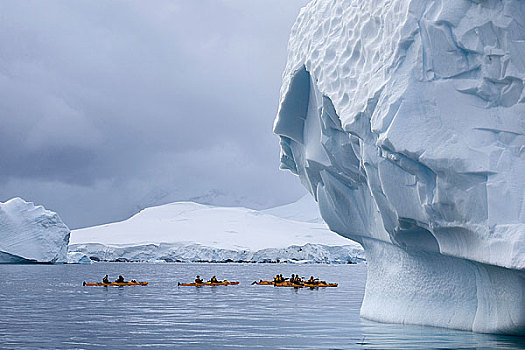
<box><xmin>0</xmin><ymin>263</ymin><xmax>523</xmax><ymax>349</ymax></box>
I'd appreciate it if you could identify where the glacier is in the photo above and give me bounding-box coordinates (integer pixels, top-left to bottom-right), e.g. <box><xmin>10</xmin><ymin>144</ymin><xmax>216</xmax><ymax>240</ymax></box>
<box><xmin>274</xmin><ymin>0</ymin><xmax>525</xmax><ymax>334</ymax></box>
<box><xmin>0</xmin><ymin>198</ymin><xmax>70</xmax><ymax>263</ymax></box>
<box><xmin>70</xmin><ymin>196</ymin><xmax>364</xmax><ymax>264</ymax></box>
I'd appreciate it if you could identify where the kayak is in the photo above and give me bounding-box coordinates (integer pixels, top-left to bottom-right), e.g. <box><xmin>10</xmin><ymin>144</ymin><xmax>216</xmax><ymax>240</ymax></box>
<box><xmin>304</xmin><ymin>283</ymin><xmax>338</xmax><ymax>288</ymax></box>
<box><xmin>178</xmin><ymin>281</ymin><xmax>239</xmax><ymax>286</ymax></box>
<box><xmin>274</xmin><ymin>282</ymin><xmax>304</xmax><ymax>288</ymax></box>
<box><xmin>274</xmin><ymin>282</ymin><xmax>338</xmax><ymax>288</ymax></box>
<box><xmin>83</xmin><ymin>281</ymin><xmax>148</xmax><ymax>286</ymax></box>
<box><xmin>253</xmin><ymin>280</ymin><xmax>274</xmax><ymax>285</ymax></box>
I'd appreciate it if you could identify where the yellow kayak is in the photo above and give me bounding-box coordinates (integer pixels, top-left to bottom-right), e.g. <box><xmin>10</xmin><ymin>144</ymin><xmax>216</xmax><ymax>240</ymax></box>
<box><xmin>178</xmin><ymin>281</ymin><xmax>239</xmax><ymax>286</ymax></box>
<box><xmin>253</xmin><ymin>280</ymin><xmax>275</xmax><ymax>285</ymax></box>
<box><xmin>275</xmin><ymin>281</ymin><xmax>304</xmax><ymax>288</ymax></box>
<box><xmin>274</xmin><ymin>281</ymin><xmax>338</xmax><ymax>288</ymax></box>
<box><xmin>83</xmin><ymin>281</ymin><xmax>148</xmax><ymax>286</ymax></box>
<box><xmin>304</xmin><ymin>283</ymin><xmax>338</xmax><ymax>288</ymax></box>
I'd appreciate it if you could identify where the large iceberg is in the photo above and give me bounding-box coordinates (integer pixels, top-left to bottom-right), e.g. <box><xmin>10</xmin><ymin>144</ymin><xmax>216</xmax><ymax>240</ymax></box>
<box><xmin>275</xmin><ymin>0</ymin><xmax>525</xmax><ymax>334</ymax></box>
<box><xmin>0</xmin><ymin>198</ymin><xmax>70</xmax><ymax>263</ymax></box>
<box><xmin>70</xmin><ymin>196</ymin><xmax>364</xmax><ymax>263</ymax></box>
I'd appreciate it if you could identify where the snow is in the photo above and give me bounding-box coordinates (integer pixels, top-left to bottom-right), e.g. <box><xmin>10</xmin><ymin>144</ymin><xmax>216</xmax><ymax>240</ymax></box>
<box><xmin>274</xmin><ymin>0</ymin><xmax>525</xmax><ymax>334</ymax></box>
<box><xmin>70</xmin><ymin>196</ymin><xmax>363</xmax><ymax>263</ymax></box>
<box><xmin>262</xmin><ymin>193</ymin><xmax>324</xmax><ymax>223</ymax></box>
<box><xmin>0</xmin><ymin>198</ymin><xmax>70</xmax><ymax>263</ymax></box>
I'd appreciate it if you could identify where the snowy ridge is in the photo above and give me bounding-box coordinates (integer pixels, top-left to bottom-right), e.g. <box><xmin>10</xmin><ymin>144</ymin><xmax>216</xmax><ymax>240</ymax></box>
<box><xmin>262</xmin><ymin>193</ymin><xmax>324</xmax><ymax>223</ymax></box>
<box><xmin>0</xmin><ymin>198</ymin><xmax>70</xmax><ymax>263</ymax></box>
<box><xmin>70</xmin><ymin>196</ymin><xmax>363</xmax><ymax>263</ymax></box>
<box><xmin>275</xmin><ymin>0</ymin><xmax>525</xmax><ymax>334</ymax></box>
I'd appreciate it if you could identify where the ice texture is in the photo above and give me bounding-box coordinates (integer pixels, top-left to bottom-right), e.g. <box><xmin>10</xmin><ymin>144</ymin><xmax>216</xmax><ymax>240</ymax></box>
<box><xmin>66</xmin><ymin>251</ymin><xmax>92</xmax><ymax>264</ymax></box>
<box><xmin>274</xmin><ymin>0</ymin><xmax>525</xmax><ymax>334</ymax></box>
<box><xmin>70</xmin><ymin>196</ymin><xmax>364</xmax><ymax>263</ymax></box>
<box><xmin>0</xmin><ymin>198</ymin><xmax>70</xmax><ymax>263</ymax></box>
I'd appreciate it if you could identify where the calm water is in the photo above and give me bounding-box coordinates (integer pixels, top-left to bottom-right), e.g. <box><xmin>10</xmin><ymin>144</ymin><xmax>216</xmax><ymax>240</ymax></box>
<box><xmin>0</xmin><ymin>263</ymin><xmax>523</xmax><ymax>349</ymax></box>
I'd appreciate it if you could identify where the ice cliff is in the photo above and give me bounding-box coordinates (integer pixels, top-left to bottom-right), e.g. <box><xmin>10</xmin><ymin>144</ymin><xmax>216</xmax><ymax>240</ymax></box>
<box><xmin>0</xmin><ymin>198</ymin><xmax>70</xmax><ymax>263</ymax></box>
<box><xmin>275</xmin><ymin>0</ymin><xmax>525</xmax><ymax>334</ymax></box>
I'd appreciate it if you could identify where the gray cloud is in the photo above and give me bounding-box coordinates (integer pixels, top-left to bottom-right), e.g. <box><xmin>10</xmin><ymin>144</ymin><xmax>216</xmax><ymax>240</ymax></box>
<box><xmin>0</xmin><ymin>0</ymin><xmax>309</xmax><ymax>228</ymax></box>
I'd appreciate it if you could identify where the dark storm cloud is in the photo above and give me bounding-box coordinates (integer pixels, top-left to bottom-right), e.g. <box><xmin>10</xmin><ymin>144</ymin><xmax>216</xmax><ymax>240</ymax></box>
<box><xmin>0</xmin><ymin>0</ymin><xmax>309</xmax><ymax>228</ymax></box>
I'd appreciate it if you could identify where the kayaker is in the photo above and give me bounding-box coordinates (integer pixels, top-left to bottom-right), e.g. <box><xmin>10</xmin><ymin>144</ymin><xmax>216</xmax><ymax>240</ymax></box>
<box><xmin>279</xmin><ymin>274</ymin><xmax>285</xmax><ymax>282</ymax></box>
<box><xmin>102</xmin><ymin>274</ymin><xmax>109</xmax><ymax>284</ymax></box>
<box><xmin>290</xmin><ymin>274</ymin><xmax>295</xmax><ymax>283</ymax></box>
<box><xmin>115</xmin><ymin>275</ymin><xmax>125</xmax><ymax>283</ymax></box>
<box><xmin>307</xmin><ymin>276</ymin><xmax>318</xmax><ymax>284</ymax></box>
<box><xmin>195</xmin><ymin>275</ymin><xmax>204</xmax><ymax>284</ymax></box>
<box><xmin>209</xmin><ymin>276</ymin><xmax>219</xmax><ymax>283</ymax></box>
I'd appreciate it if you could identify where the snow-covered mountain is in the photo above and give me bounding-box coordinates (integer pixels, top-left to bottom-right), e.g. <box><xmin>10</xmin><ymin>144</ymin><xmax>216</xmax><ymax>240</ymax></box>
<box><xmin>262</xmin><ymin>193</ymin><xmax>323</xmax><ymax>223</ymax></box>
<box><xmin>0</xmin><ymin>198</ymin><xmax>70</xmax><ymax>263</ymax></box>
<box><xmin>70</xmin><ymin>195</ymin><xmax>364</xmax><ymax>263</ymax></box>
<box><xmin>274</xmin><ymin>0</ymin><xmax>525</xmax><ymax>334</ymax></box>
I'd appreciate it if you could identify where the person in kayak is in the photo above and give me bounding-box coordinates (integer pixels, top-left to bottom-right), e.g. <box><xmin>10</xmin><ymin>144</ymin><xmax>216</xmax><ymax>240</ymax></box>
<box><xmin>306</xmin><ymin>276</ymin><xmax>318</xmax><ymax>285</ymax></box>
<box><xmin>102</xmin><ymin>274</ymin><xmax>109</xmax><ymax>284</ymax></box>
<box><xmin>115</xmin><ymin>275</ymin><xmax>125</xmax><ymax>283</ymax></box>
<box><xmin>209</xmin><ymin>276</ymin><xmax>219</xmax><ymax>283</ymax></box>
<box><xmin>195</xmin><ymin>275</ymin><xmax>204</xmax><ymax>284</ymax></box>
<box><xmin>290</xmin><ymin>274</ymin><xmax>295</xmax><ymax>283</ymax></box>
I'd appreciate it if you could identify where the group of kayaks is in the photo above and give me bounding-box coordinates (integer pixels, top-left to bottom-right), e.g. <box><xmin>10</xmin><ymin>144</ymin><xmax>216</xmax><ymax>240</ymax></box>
<box><xmin>83</xmin><ymin>274</ymin><xmax>337</xmax><ymax>288</ymax></box>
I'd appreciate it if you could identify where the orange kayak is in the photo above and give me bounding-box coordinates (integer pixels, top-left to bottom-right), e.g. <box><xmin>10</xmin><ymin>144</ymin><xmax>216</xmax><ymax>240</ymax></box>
<box><xmin>83</xmin><ymin>281</ymin><xmax>148</xmax><ymax>286</ymax></box>
<box><xmin>304</xmin><ymin>283</ymin><xmax>338</xmax><ymax>288</ymax></box>
<box><xmin>178</xmin><ymin>281</ymin><xmax>239</xmax><ymax>286</ymax></box>
<box><xmin>254</xmin><ymin>280</ymin><xmax>275</xmax><ymax>285</ymax></box>
<box><xmin>274</xmin><ymin>282</ymin><xmax>338</xmax><ymax>288</ymax></box>
<box><xmin>275</xmin><ymin>281</ymin><xmax>304</xmax><ymax>288</ymax></box>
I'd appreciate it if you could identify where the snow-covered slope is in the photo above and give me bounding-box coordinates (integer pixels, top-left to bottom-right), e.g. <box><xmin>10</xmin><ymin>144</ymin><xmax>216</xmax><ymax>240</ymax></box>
<box><xmin>0</xmin><ymin>198</ymin><xmax>70</xmax><ymax>263</ymax></box>
<box><xmin>70</xmin><ymin>197</ymin><xmax>363</xmax><ymax>263</ymax></box>
<box><xmin>274</xmin><ymin>0</ymin><xmax>525</xmax><ymax>334</ymax></box>
<box><xmin>262</xmin><ymin>194</ymin><xmax>323</xmax><ymax>223</ymax></box>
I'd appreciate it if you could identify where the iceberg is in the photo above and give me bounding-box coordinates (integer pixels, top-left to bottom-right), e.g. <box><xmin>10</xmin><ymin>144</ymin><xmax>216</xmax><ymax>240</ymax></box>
<box><xmin>70</xmin><ymin>197</ymin><xmax>364</xmax><ymax>263</ymax></box>
<box><xmin>67</xmin><ymin>251</ymin><xmax>92</xmax><ymax>264</ymax></box>
<box><xmin>0</xmin><ymin>198</ymin><xmax>70</xmax><ymax>263</ymax></box>
<box><xmin>274</xmin><ymin>0</ymin><xmax>525</xmax><ymax>334</ymax></box>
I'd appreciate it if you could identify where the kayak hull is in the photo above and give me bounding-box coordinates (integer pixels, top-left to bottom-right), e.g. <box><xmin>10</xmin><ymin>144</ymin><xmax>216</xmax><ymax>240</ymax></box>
<box><xmin>254</xmin><ymin>281</ymin><xmax>274</xmax><ymax>285</ymax></box>
<box><xmin>178</xmin><ymin>281</ymin><xmax>239</xmax><ymax>286</ymax></box>
<box><xmin>274</xmin><ymin>282</ymin><xmax>338</xmax><ymax>288</ymax></box>
<box><xmin>304</xmin><ymin>283</ymin><xmax>338</xmax><ymax>288</ymax></box>
<box><xmin>83</xmin><ymin>281</ymin><xmax>148</xmax><ymax>286</ymax></box>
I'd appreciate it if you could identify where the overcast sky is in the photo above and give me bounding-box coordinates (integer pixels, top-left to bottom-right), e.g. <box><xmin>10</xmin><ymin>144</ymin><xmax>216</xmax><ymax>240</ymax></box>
<box><xmin>0</xmin><ymin>1</ymin><xmax>310</xmax><ymax>229</ymax></box>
